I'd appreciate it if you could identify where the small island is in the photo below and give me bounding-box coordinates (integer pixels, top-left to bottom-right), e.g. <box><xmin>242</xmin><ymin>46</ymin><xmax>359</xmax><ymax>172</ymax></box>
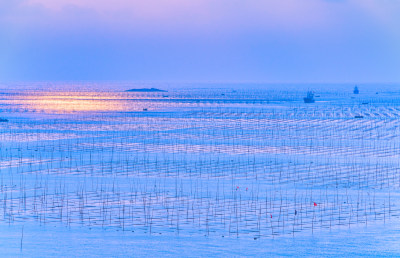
<box><xmin>126</xmin><ymin>88</ymin><xmax>167</xmax><ymax>92</ymax></box>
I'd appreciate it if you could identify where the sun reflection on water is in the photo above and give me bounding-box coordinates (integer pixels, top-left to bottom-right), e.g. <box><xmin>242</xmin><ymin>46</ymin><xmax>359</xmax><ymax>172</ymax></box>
<box><xmin>17</xmin><ymin>92</ymin><xmax>140</xmax><ymax>113</ymax></box>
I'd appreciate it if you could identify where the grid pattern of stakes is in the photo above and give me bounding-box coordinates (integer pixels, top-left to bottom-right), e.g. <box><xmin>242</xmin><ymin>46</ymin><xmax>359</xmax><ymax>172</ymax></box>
<box><xmin>0</xmin><ymin>87</ymin><xmax>399</xmax><ymax>238</ymax></box>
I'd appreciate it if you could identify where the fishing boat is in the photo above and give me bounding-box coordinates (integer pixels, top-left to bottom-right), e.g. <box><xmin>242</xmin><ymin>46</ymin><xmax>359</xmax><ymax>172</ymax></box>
<box><xmin>303</xmin><ymin>91</ymin><xmax>315</xmax><ymax>103</ymax></box>
<box><xmin>353</xmin><ymin>86</ymin><xmax>359</xmax><ymax>94</ymax></box>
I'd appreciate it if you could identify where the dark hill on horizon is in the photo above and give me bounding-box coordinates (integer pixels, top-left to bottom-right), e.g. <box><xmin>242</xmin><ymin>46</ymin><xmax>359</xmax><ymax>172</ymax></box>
<box><xmin>126</xmin><ymin>88</ymin><xmax>167</xmax><ymax>92</ymax></box>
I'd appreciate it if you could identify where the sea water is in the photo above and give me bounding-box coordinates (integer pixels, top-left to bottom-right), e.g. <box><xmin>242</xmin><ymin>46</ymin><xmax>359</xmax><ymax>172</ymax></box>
<box><xmin>0</xmin><ymin>83</ymin><xmax>400</xmax><ymax>256</ymax></box>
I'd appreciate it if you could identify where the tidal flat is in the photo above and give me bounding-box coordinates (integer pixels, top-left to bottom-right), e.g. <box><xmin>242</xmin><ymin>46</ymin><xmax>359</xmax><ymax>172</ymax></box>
<box><xmin>1</xmin><ymin>83</ymin><xmax>400</xmax><ymax>256</ymax></box>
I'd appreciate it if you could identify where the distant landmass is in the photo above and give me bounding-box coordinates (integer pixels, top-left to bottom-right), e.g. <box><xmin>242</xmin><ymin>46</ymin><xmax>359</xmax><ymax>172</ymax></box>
<box><xmin>126</xmin><ymin>88</ymin><xmax>167</xmax><ymax>92</ymax></box>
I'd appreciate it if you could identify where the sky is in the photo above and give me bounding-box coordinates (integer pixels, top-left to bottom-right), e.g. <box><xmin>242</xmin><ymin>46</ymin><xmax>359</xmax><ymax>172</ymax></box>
<box><xmin>0</xmin><ymin>0</ymin><xmax>400</xmax><ymax>83</ymax></box>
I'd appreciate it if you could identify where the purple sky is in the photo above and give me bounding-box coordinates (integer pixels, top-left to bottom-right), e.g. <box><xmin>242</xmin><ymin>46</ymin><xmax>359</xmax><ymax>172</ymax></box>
<box><xmin>1</xmin><ymin>0</ymin><xmax>399</xmax><ymax>82</ymax></box>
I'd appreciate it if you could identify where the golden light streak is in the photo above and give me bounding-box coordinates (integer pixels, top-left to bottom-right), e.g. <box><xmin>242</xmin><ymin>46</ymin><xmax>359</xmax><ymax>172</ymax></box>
<box><xmin>17</xmin><ymin>92</ymin><xmax>133</xmax><ymax>113</ymax></box>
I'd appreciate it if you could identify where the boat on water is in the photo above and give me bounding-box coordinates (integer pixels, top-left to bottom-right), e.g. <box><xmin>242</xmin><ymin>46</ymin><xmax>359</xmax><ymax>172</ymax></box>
<box><xmin>303</xmin><ymin>91</ymin><xmax>315</xmax><ymax>103</ymax></box>
<box><xmin>353</xmin><ymin>86</ymin><xmax>359</xmax><ymax>94</ymax></box>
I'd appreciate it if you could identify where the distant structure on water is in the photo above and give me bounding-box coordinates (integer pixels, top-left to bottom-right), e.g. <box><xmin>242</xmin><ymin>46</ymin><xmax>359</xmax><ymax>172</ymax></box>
<box><xmin>353</xmin><ymin>86</ymin><xmax>359</xmax><ymax>94</ymax></box>
<box><xmin>126</xmin><ymin>88</ymin><xmax>167</xmax><ymax>92</ymax></box>
<box><xmin>303</xmin><ymin>91</ymin><xmax>315</xmax><ymax>103</ymax></box>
